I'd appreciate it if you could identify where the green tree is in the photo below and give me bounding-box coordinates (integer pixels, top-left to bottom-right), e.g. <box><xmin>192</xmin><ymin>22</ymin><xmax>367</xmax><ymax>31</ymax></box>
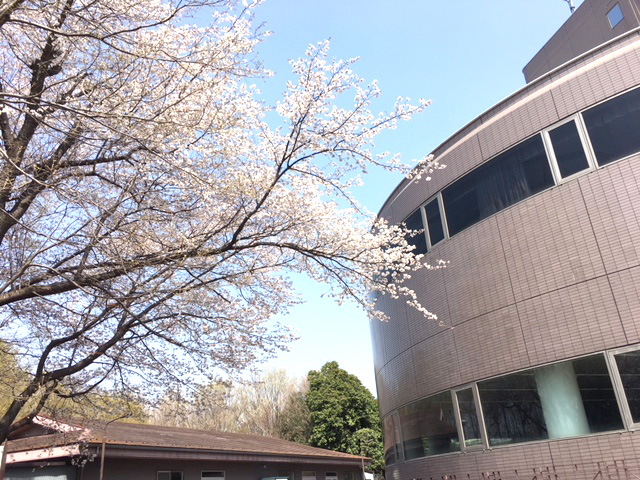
<box><xmin>305</xmin><ymin>362</ymin><xmax>384</xmax><ymax>474</ymax></box>
<box><xmin>277</xmin><ymin>390</ymin><xmax>312</xmax><ymax>444</ymax></box>
<box><xmin>348</xmin><ymin>428</ymin><xmax>385</xmax><ymax>474</ymax></box>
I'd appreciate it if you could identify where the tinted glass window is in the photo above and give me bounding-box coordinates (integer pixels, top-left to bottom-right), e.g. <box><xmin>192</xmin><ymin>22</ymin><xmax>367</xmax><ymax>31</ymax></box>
<box><xmin>456</xmin><ymin>388</ymin><xmax>482</xmax><ymax>448</ymax></box>
<box><xmin>549</xmin><ymin>120</ymin><xmax>590</xmax><ymax>178</ymax></box>
<box><xmin>157</xmin><ymin>472</ymin><xmax>183</xmax><ymax>480</ymax></box>
<box><xmin>403</xmin><ymin>209</ymin><xmax>427</xmax><ymax>255</ymax></box>
<box><xmin>478</xmin><ymin>370</ymin><xmax>547</xmax><ymax>446</ymax></box>
<box><xmin>443</xmin><ymin>135</ymin><xmax>553</xmax><ymax>236</ymax></box>
<box><xmin>425</xmin><ymin>198</ymin><xmax>445</xmax><ymax>246</ymax></box>
<box><xmin>583</xmin><ymin>87</ymin><xmax>640</xmax><ymax>166</ymax></box>
<box><xmin>479</xmin><ymin>355</ymin><xmax>622</xmax><ymax>447</ymax></box>
<box><xmin>398</xmin><ymin>391</ymin><xmax>459</xmax><ymax>459</ymax></box>
<box><xmin>608</xmin><ymin>3</ymin><xmax>624</xmax><ymax>28</ymax></box>
<box><xmin>382</xmin><ymin>414</ymin><xmax>402</xmax><ymax>465</ymax></box>
<box><xmin>573</xmin><ymin>355</ymin><xmax>623</xmax><ymax>433</ymax></box>
<box><xmin>615</xmin><ymin>350</ymin><xmax>640</xmax><ymax>423</ymax></box>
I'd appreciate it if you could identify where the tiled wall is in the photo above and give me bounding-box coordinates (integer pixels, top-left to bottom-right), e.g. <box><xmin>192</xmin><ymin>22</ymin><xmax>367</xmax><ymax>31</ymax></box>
<box><xmin>388</xmin><ymin>431</ymin><xmax>640</xmax><ymax>480</ymax></box>
<box><xmin>372</xmin><ymin>24</ymin><xmax>640</xmax><ymax>480</ymax></box>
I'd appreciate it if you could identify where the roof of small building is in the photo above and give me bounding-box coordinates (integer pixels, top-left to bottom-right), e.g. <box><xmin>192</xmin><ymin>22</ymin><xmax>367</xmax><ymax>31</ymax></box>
<box><xmin>7</xmin><ymin>416</ymin><xmax>368</xmax><ymax>464</ymax></box>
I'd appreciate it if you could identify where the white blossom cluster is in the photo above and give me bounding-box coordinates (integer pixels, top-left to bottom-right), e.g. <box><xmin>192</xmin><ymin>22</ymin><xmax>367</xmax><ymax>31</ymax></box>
<box><xmin>0</xmin><ymin>0</ymin><xmax>438</xmax><ymax>435</ymax></box>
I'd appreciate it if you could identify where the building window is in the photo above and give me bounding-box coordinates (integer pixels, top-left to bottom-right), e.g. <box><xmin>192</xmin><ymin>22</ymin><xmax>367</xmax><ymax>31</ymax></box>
<box><xmin>453</xmin><ymin>387</ymin><xmax>483</xmax><ymax>449</ymax></box>
<box><xmin>302</xmin><ymin>472</ymin><xmax>316</xmax><ymax>480</ymax></box>
<box><xmin>572</xmin><ymin>355</ymin><xmax>624</xmax><ymax>433</ymax></box>
<box><xmin>583</xmin><ymin>86</ymin><xmax>640</xmax><ymax>166</ymax></box>
<box><xmin>382</xmin><ymin>412</ymin><xmax>403</xmax><ymax>465</ymax></box>
<box><xmin>325</xmin><ymin>473</ymin><xmax>338</xmax><ymax>480</ymax></box>
<box><xmin>442</xmin><ymin>134</ymin><xmax>554</xmax><ymax>236</ymax></box>
<box><xmin>478</xmin><ymin>354</ymin><xmax>623</xmax><ymax>447</ymax></box>
<box><xmin>545</xmin><ymin>119</ymin><xmax>591</xmax><ymax>179</ymax></box>
<box><xmin>403</xmin><ymin>208</ymin><xmax>428</xmax><ymax>255</ymax></box>
<box><xmin>478</xmin><ymin>369</ymin><xmax>546</xmax><ymax>446</ymax></box>
<box><xmin>613</xmin><ymin>349</ymin><xmax>640</xmax><ymax>424</ymax></box>
<box><xmin>388</xmin><ymin>349</ymin><xmax>640</xmax><ymax>465</ymax></box>
<box><xmin>158</xmin><ymin>472</ymin><xmax>183</xmax><ymax>480</ymax></box>
<box><xmin>398</xmin><ymin>391</ymin><xmax>459</xmax><ymax>459</ymax></box>
<box><xmin>425</xmin><ymin>196</ymin><xmax>445</xmax><ymax>246</ymax></box>
<box><xmin>607</xmin><ymin>3</ymin><xmax>624</xmax><ymax>28</ymax></box>
<box><xmin>202</xmin><ymin>472</ymin><xmax>225</xmax><ymax>480</ymax></box>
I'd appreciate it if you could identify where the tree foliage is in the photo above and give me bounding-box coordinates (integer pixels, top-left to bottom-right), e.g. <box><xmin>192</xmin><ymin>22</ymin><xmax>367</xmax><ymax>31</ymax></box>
<box><xmin>276</xmin><ymin>390</ymin><xmax>311</xmax><ymax>444</ymax></box>
<box><xmin>0</xmin><ymin>344</ymin><xmax>146</xmax><ymax>423</ymax></box>
<box><xmin>152</xmin><ymin>369</ymin><xmax>305</xmax><ymax>437</ymax></box>
<box><xmin>0</xmin><ymin>0</ymin><xmax>440</xmax><ymax>443</ymax></box>
<box><xmin>348</xmin><ymin>428</ymin><xmax>384</xmax><ymax>474</ymax></box>
<box><xmin>0</xmin><ymin>341</ymin><xmax>27</xmax><ymax>414</ymax></box>
<box><xmin>150</xmin><ymin>364</ymin><xmax>384</xmax><ymax>472</ymax></box>
<box><xmin>305</xmin><ymin>362</ymin><xmax>384</xmax><ymax>473</ymax></box>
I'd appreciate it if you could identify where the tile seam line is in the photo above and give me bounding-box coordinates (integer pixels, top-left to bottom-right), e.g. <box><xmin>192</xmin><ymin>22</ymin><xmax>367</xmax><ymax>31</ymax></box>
<box><xmin>378</xmin><ymin>263</ymin><xmax>640</xmax><ymax>372</ymax></box>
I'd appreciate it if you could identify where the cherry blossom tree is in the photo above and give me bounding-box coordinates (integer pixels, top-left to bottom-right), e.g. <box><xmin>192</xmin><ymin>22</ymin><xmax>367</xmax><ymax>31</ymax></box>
<box><xmin>0</xmin><ymin>0</ymin><xmax>440</xmax><ymax>443</ymax></box>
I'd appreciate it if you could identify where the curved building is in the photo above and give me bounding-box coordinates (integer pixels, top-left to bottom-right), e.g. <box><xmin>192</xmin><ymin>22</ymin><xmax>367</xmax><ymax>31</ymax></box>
<box><xmin>372</xmin><ymin>1</ymin><xmax>640</xmax><ymax>479</ymax></box>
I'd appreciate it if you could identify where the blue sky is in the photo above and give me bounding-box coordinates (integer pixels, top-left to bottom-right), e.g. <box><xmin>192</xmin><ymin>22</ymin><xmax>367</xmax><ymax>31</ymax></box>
<box><xmin>251</xmin><ymin>0</ymin><xmax>585</xmax><ymax>393</ymax></box>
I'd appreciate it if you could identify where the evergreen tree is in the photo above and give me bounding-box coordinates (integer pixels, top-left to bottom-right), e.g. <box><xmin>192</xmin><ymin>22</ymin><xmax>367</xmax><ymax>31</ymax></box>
<box><xmin>305</xmin><ymin>362</ymin><xmax>384</xmax><ymax>473</ymax></box>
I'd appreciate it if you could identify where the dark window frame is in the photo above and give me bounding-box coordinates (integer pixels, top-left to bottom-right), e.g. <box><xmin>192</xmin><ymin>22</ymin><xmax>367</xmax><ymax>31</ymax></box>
<box><xmin>397</xmin><ymin>390</ymin><xmax>461</xmax><ymax>460</ymax></box>
<box><xmin>382</xmin><ymin>411</ymin><xmax>404</xmax><ymax>465</ymax></box>
<box><xmin>392</xmin><ymin>87</ymin><xmax>640</xmax><ymax>255</ymax></box>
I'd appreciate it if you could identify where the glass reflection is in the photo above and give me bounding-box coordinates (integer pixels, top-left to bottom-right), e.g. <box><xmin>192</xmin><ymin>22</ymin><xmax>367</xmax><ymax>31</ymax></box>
<box><xmin>615</xmin><ymin>350</ymin><xmax>640</xmax><ymax>423</ymax></box>
<box><xmin>583</xmin><ymin>86</ymin><xmax>640</xmax><ymax>166</ymax></box>
<box><xmin>382</xmin><ymin>414</ymin><xmax>402</xmax><ymax>465</ymax></box>
<box><xmin>478</xmin><ymin>370</ymin><xmax>547</xmax><ymax>446</ymax></box>
<box><xmin>573</xmin><ymin>355</ymin><xmax>623</xmax><ymax>433</ymax></box>
<box><xmin>443</xmin><ymin>134</ymin><xmax>553</xmax><ymax>236</ymax></box>
<box><xmin>425</xmin><ymin>198</ymin><xmax>445</xmax><ymax>246</ymax></box>
<box><xmin>478</xmin><ymin>355</ymin><xmax>622</xmax><ymax>446</ymax></box>
<box><xmin>403</xmin><ymin>209</ymin><xmax>427</xmax><ymax>255</ymax></box>
<box><xmin>549</xmin><ymin>120</ymin><xmax>590</xmax><ymax>178</ymax></box>
<box><xmin>455</xmin><ymin>388</ymin><xmax>482</xmax><ymax>447</ymax></box>
<box><xmin>398</xmin><ymin>391</ymin><xmax>459</xmax><ymax>459</ymax></box>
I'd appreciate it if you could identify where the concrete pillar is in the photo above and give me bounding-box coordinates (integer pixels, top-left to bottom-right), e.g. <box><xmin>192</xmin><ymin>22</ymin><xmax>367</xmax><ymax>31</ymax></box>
<box><xmin>534</xmin><ymin>361</ymin><xmax>590</xmax><ymax>439</ymax></box>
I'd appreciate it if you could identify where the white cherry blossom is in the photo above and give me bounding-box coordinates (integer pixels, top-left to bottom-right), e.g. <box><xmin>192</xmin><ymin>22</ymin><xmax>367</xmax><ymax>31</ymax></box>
<box><xmin>0</xmin><ymin>0</ymin><xmax>438</xmax><ymax>441</ymax></box>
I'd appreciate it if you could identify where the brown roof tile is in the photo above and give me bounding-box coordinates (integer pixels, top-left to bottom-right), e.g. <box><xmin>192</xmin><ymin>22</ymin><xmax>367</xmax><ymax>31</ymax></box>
<box><xmin>8</xmin><ymin>417</ymin><xmax>367</xmax><ymax>463</ymax></box>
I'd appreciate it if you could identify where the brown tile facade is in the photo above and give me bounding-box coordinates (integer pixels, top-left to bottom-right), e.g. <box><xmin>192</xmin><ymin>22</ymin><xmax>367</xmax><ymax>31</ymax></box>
<box><xmin>373</xmin><ymin>2</ymin><xmax>640</xmax><ymax>477</ymax></box>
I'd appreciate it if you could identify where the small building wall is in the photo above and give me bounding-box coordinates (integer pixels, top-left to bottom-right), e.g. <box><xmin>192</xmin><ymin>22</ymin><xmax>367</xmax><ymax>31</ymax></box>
<box><xmin>80</xmin><ymin>458</ymin><xmax>362</xmax><ymax>480</ymax></box>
